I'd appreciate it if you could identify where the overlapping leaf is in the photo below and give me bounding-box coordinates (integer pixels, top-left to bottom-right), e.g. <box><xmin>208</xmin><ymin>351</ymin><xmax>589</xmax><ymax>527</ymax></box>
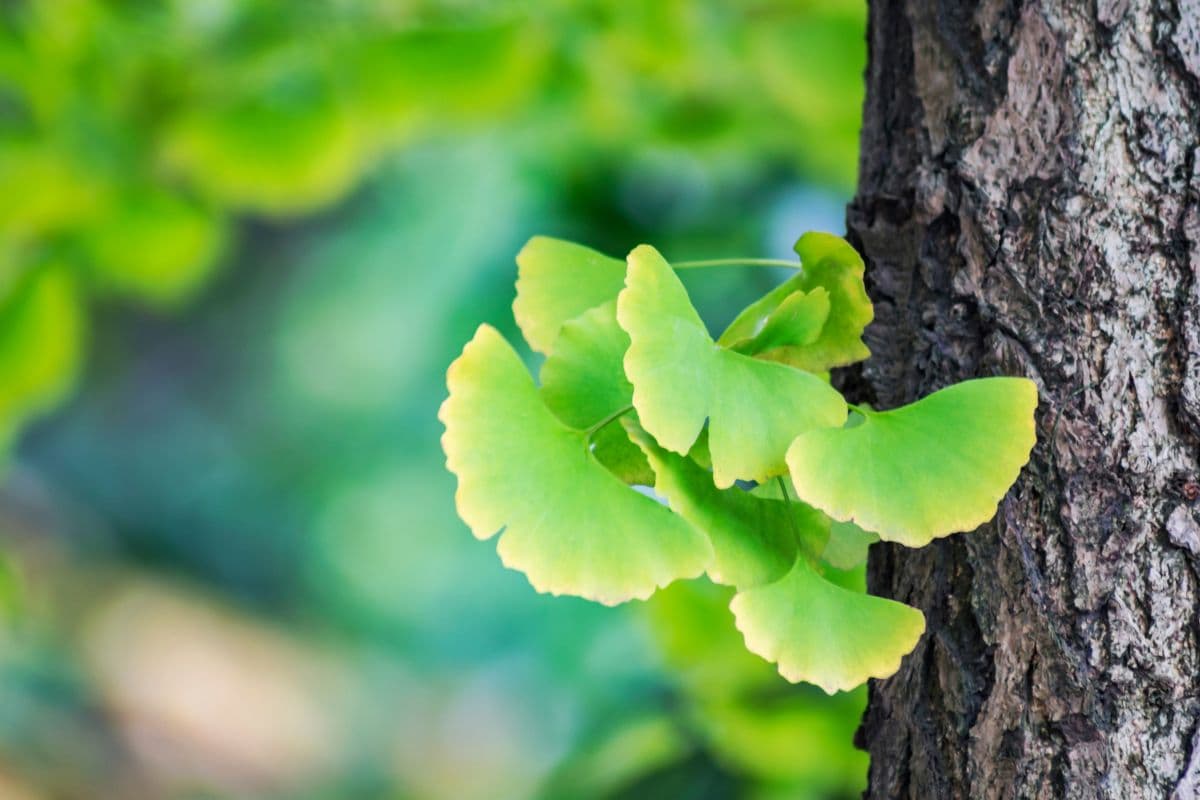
<box><xmin>629</xmin><ymin>423</ymin><xmax>922</xmax><ymax>692</ymax></box>
<box><xmin>618</xmin><ymin>244</ymin><xmax>846</xmax><ymax>487</ymax></box>
<box><xmin>730</xmin><ymin>557</ymin><xmax>925</xmax><ymax>694</ymax></box>
<box><xmin>513</xmin><ymin>237</ymin><xmax>627</xmax><ymax>354</ymax></box>
<box><xmin>787</xmin><ymin>378</ymin><xmax>1038</xmax><ymax>546</ymax></box>
<box><xmin>440</xmin><ymin>324</ymin><xmax>711</xmax><ymax>605</ymax></box>
<box><xmin>725</xmin><ymin>287</ymin><xmax>830</xmax><ymax>354</ymax></box>
<box><xmin>629</xmin><ymin>425</ymin><xmax>818</xmax><ymax>588</ymax></box>
<box><xmin>718</xmin><ymin>232</ymin><xmax>871</xmax><ymax>372</ymax></box>
<box><xmin>538</xmin><ymin>301</ymin><xmax>650</xmax><ymax>484</ymax></box>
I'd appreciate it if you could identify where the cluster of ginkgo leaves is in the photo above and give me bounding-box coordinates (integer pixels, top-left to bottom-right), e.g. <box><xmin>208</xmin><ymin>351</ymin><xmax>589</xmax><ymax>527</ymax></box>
<box><xmin>442</xmin><ymin>233</ymin><xmax>1039</xmax><ymax>693</ymax></box>
<box><xmin>441</xmin><ymin>234</ymin><xmax>1038</xmax><ymax>691</ymax></box>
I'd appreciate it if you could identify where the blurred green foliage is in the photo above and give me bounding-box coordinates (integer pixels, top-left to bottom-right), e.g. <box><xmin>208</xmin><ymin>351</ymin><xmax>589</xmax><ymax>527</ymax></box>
<box><xmin>0</xmin><ymin>0</ymin><xmax>869</xmax><ymax>797</ymax></box>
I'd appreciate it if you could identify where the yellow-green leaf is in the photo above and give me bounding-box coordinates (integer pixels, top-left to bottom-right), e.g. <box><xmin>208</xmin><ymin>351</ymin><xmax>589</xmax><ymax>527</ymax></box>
<box><xmin>539</xmin><ymin>301</ymin><xmax>649</xmax><ymax>484</ymax></box>
<box><xmin>629</xmin><ymin>424</ymin><xmax>823</xmax><ymax>589</ymax></box>
<box><xmin>617</xmin><ymin>244</ymin><xmax>846</xmax><ymax>488</ymax></box>
<box><xmin>822</xmin><ymin>521</ymin><xmax>878</xmax><ymax>569</ymax></box>
<box><xmin>513</xmin><ymin>236</ymin><xmax>627</xmax><ymax>354</ymax></box>
<box><xmin>730</xmin><ymin>556</ymin><xmax>925</xmax><ymax>694</ymax></box>
<box><xmin>718</xmin><ymin>232</ymin><xmax>872</xmax><ymax>372</ymax></box>
<box><xmin>440</xmin><ymin>324</ymin><xmax>711</xmax><ymax>605</ymax></box>
<box><xmin>787</xmin><ymin>378</ymin><xmax>1038</xmax><ymax>546</ymax></box>
<box><xmin>0</xmin><ymin>264</ymin><xmax>84</xmax><ymax>448</ymax></box>
<box><xmin>727</xmin><ymin>287</ymin><xmax>830</xmax><ymax>354</ymax></box>
<box><xmin>79</xmin><ymin>186</ymin><xmax>228</xmax><ymax>307</ymax></box>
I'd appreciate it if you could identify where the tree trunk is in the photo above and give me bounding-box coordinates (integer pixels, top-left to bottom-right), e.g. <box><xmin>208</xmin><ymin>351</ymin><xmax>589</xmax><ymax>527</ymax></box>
<box><xmin>847</xmin><ymin>1</ymin><xmax>1200</xmax><ymax>797</ymax></box>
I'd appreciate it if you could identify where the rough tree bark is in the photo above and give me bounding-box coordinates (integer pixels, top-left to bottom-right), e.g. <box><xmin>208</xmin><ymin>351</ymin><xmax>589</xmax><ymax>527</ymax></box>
<box><xmin>847</xmin><ymin>1</ymin><xmax>1200</xmax><ymax>798</ymax></box>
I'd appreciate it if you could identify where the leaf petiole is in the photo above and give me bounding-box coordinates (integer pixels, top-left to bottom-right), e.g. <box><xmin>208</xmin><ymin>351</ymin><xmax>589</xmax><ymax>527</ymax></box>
<box><xmin>671</xmin><ymin>258</ymin><xmax>800</xmax><ymax>270</ymax></box>
<box><xmin>584</xmin><ymin>404</ymin><xmax>635</xmax><ymax>449</ymax></box>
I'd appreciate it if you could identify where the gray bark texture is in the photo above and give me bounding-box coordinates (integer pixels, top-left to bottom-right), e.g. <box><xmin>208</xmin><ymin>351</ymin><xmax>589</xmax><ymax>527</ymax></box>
<box><xmin>847</xmin><ymin>1</ymin><xmax>1200</xmax><ymax>798</ymax></box>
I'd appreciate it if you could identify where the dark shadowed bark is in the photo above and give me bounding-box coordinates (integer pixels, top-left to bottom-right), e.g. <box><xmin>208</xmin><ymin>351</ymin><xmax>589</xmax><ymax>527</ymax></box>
<box><xmin>847</xmin><ymin>1</ymin><xmax>1200</xmax><ymax>797</ymax></box>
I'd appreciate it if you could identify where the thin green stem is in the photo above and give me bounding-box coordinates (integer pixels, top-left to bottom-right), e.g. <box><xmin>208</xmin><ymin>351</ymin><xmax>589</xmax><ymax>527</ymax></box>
<box><xmin>775</xmin><ymin>475</ymin><xmax>804</xmax><ymax>543</ymax></box>
<box><xmin>846</xmin><ymin>402</ymin><xmax>872</xmax><ymax>416</ymax></box>
<box><xmin>584</xmin><ymin>404</ymin><xmax>634</xmax><ymax>446</ymax></box>
<box><xmin>671</xmin><ymin>258</ymin><xmax>799</xmax><ymax>270</ymax></box>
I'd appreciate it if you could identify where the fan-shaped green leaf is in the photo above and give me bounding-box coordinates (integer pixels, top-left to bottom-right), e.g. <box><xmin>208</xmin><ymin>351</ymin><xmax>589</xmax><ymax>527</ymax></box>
<box><xmin>718</xmin><ymin>232</ymin><xmax>871</xmax><ymax>372</ymax></box>
<box><xmin>440</xmin><ymin>324</ymin><xmax>711</xmax><ymax>605</ymax></box>
<box><xmin>538</xmin><ymin>301</ymin><xmax>650</xmax><ymax>484</ymax></box>
<box><xmin>540</xmin><ymin>301</ymin><xmax>631</xmax><ymax>429</ymax></box>
<box><xmin>730</xmin><ymin>556</ymin><xmax>925</xmax><ymax>694</ymax></box>
<box><xmin>629</xmin><ymin>425</ymin><xmax>823</xmax><ymax>588</ymax></box>
<box><xmin>787</xmin><ymin>378</ymin><xmax>1038</xmax><ymax>547</ymax></box>
<box><xmin>513</xmin><ymin>237</ymin><xmax>627</xmax><ymax>354</ymax></box>
<box><xmin>617</xmin><ymin>244</ymin><xmax>846</xmax><ymax>488</ymax></box>
<box><xmin>727</xmin><ymin>287</ymin><xmax>830</xmax><ymax>354</ymax></box>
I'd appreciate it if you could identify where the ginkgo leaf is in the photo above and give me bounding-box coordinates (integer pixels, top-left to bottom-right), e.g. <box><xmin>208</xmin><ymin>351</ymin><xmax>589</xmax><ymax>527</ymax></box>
<box><xmin>787</xmin><ymin>377</ymin><xmax>1038</xmax><ymax>547</ymax></box>
<box><xmin>730</xmin><ymin>556</ymin><xmax>925</xmax><ymax>694</ymax></box>
<box><xmin>628</xmin><ymin>424</ymin><xmax>824</xmax><ymax>588</ymax></box>
<box><xmin>718</xmin><ymin>232</ymin><xmax>871</xmax><ymax>372</ymax></box>
<box><xmin>538</xmin><ymin>301</ymin><xmax>650</xmax><ymax>484</ymax></box>
<box><xmin>617</xmin><ymin>244</ymin><xmax>846</xmax><ymax>488</ymax></box>
<box><xmin>440</xmin><ymin>324</ymin><xmax>711</xmax><ymax>605</ymax></box>
<box><xmin>822</xmin><ymin>521</ymin><xmax>879</xmax><ymax>569</ymax></box>
<box><xmin>513</xmin><ymin>237</ymin><xmax>627</xmax><ymax>354</ymax></box>
<box><xmin>729</xmin><ymin>287</ymin><xmax>830</xmax><ymax>354</ymax></box>
<box><xmin>539</xmin><ymin>301</ymin><xmax>631</xmax><ymax>430</ymax></box>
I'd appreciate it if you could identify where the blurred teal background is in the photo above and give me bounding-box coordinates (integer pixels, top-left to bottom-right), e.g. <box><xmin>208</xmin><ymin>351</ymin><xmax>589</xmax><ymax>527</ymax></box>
<box><xmin>0</xmin><ymin>1</ymin><xmax>868</xmax><ymax>797</ymax></box>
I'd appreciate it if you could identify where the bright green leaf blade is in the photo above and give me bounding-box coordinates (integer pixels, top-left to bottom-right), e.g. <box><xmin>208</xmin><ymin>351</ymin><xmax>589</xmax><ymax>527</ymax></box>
<box><xmin>787</xmin><ymin>377</ymin><xmax>1039</xmax><ymax>546</ymax></box>
<box><xmin>513</xmin><ymin>237</ymin><xmax>627</xmax><ymax>354</ymax></box>
<box><xmin>590</xmin><ymin>423</ymin><xmax>655</xmax><ymax>486</ymax></box>
<box><xmin>539</xmin><ymin>301</ymin><xmax>631</xmax><ymax>429</ymax></box>
<box><xmin>618</xmin><ymin>244</ymin><xmax>847</xmax><ymax>487</ymax></box>
<box><xmin>776</xmin><ymin>232</ymin><xmax>873</xmax><ymax>370</ymax></box>
<box><xmin>718</xmin><ymin>233</ymin><xmax>872</xmax><ymax>372</ymax></box>
<box><xmin>538</xmin><ymin>301</ymin><xmax>650</xmax><ymax>484</ymax></box>
<box><xmin>730</xmin><ymin>287</ymin><xmax>830</xmax><ymax>353</ymax></box>
<box><xmin>822</xmin><ymin>521</ymin><xmax>879</xmax><ymax>569</ymax></box>
<box><xmin>630</xmin><ymin>424</ymin><xmax>827</xmax><ymax>588</ymax></box>
<box><xmin>730</xmin><ymin>556</ymin><xmax>925</xmax><ymax>693</ymax></box>
<box><xmin>717</xmin><ymin>267</ymin><xmax>803</xmax><ymax>348</ymax></box>
<box><xmin>440</xmin><ymin>324</ymin><xmax>711</xmax><ymax>605</ymax></box>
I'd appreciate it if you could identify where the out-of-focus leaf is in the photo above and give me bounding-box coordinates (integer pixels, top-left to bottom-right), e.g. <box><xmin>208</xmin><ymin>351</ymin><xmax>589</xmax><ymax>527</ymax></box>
<box><xmin>79</xmin><ymin>186</ymin><xmax>228</xmax><ymax>307</ymax></box>
<box><xmin>344</xmin><ymin>22</ymin><xmax>547</xmax><ymax>139</ymax></box>
<box><xmin>0</xmin><ymin>263</ymin><xmax>84</xmax><ymax>447</ymax></box>
<box><xmin>163</xmin><ymin>59</ymin><xmax>364</xmax><ymax>215</ymax></box>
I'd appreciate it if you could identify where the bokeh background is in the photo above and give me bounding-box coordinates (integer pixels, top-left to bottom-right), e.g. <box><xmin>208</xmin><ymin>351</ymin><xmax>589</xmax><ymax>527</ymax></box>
<box><xmin>0</xmin><ymin>2</ymin><xmax>869</xmax><ymax>797</ymax></box>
